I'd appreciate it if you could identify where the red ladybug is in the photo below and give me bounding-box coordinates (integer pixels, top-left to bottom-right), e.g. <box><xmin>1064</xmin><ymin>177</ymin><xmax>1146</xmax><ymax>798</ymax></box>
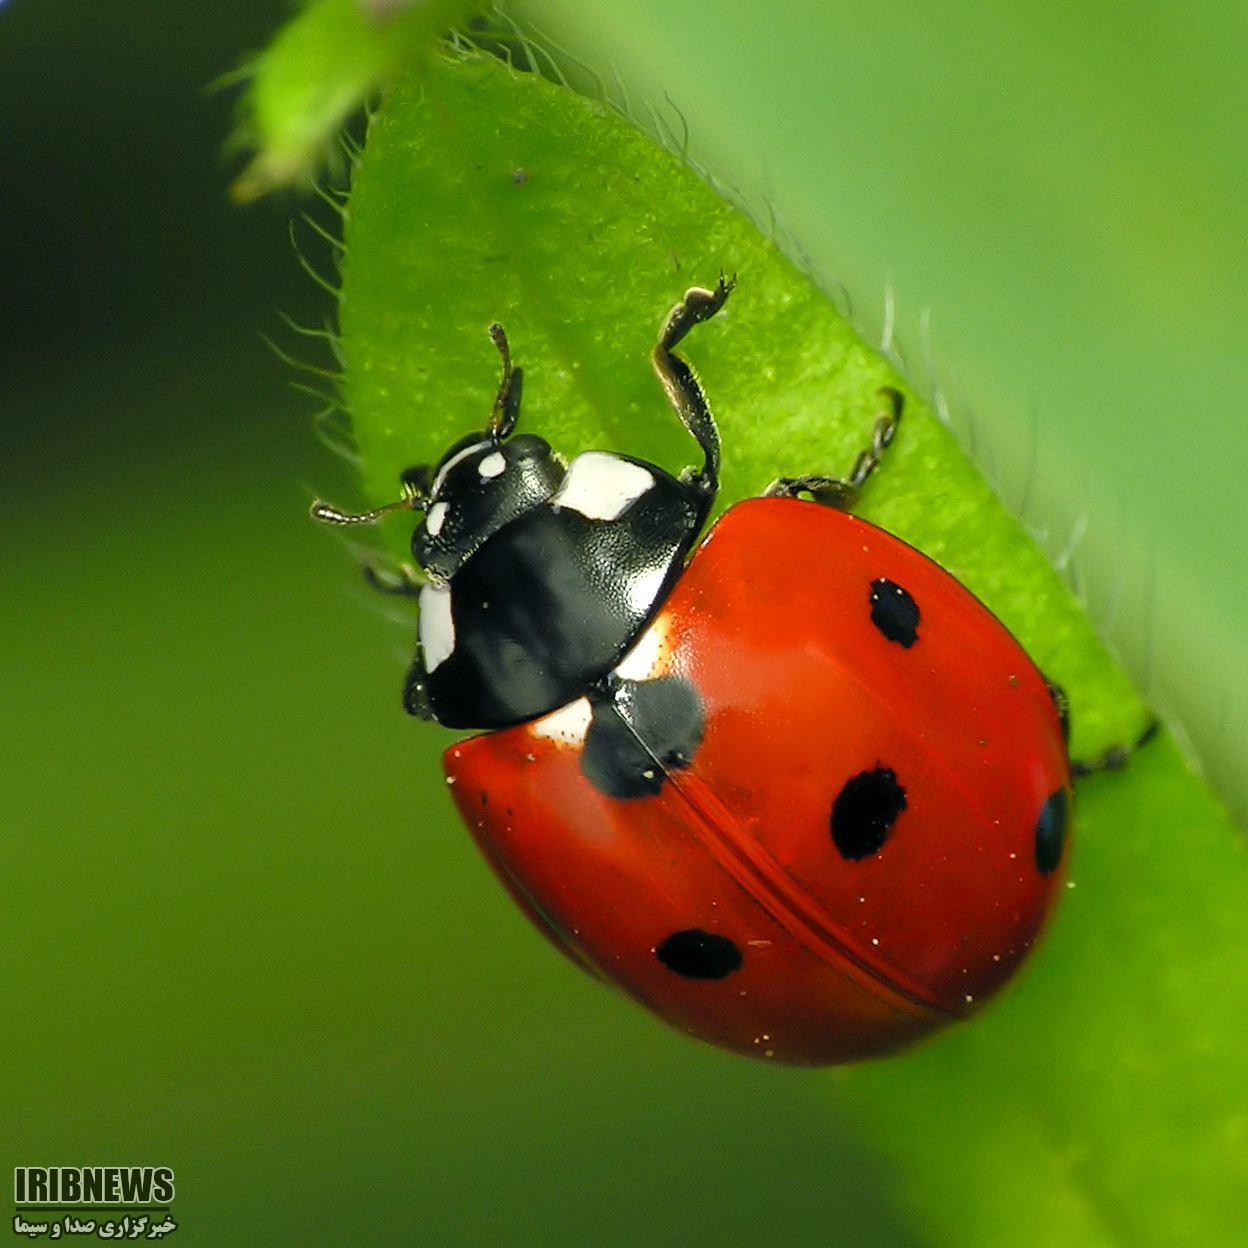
<box><xmin>313</xmin><ymin>279</ymin><xmax>1150</xmax><ymax>1065</ymax></box>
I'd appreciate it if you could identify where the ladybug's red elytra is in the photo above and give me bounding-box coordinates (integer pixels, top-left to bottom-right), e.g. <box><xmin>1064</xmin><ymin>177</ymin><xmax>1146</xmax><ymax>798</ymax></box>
<box><xmin>313</xmin><ymin>279</ymin><xmax>1154</xmax><ymax>1065</ymax></box>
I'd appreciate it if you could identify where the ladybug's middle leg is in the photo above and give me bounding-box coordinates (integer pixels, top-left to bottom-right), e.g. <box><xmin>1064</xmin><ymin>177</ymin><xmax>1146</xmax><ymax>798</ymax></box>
<box><xmin>765</xmin><ymin>387</ymin><xmax>904</xmax><ymax>510</ymax></box>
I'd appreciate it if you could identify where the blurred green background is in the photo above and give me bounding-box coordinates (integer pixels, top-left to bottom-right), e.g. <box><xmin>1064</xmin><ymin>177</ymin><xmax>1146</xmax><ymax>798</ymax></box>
<box><xmin>515</xmin><ymin>0</ymin><xmax>1248</xmax><ymax>823</ymax></box>
<box><xmin>0</xmin><ymin>4</ymin><xmax>916</xmax><ymax>1245</ymax></box>
<box><xmin>2</xmin><ymin>2</ymin><xmax>1243</xmax><ymax>1246</ymax></box>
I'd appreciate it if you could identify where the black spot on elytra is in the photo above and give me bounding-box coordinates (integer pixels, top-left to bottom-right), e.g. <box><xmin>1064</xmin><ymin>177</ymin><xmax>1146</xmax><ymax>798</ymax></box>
<box><xmin>580</xmin><ymin>676</ymin><xmax>705</xmax><ymax>799</ymax></box>
<box><xmin>831</xmin><ymin>767</ymin><xmax>907</xmax><ymax>860</ymax></box>
<box><xmin>1034</xmin><ymin>788</ymin><xmax>1069</xmax><ymax>874</ymax></box>
<box><xmin>869</xmin><ymin>578</ymin><xmax>920</xmax><ymax>648</ymax></box>
<box><xmin>656</xmin><ymin>929</ymin><xmax>743</xmax><ymax>979</ymax></box>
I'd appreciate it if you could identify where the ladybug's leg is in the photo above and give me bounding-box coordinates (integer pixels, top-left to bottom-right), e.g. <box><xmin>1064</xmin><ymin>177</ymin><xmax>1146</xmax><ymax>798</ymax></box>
<box><xmin>1044</xmin><ymin>677</ymin><xmax>1072</xmax><ymax>744</ymax></box>
<box><xmin>402</xmin><ymin>654</ymin><xmax>436</xmax><ymax>721</ymax></box>
<box><xmin>1071</xmin><ymin>719</ymin><xmax>1160</xmax><ymax>779</ymax></box>
<box><xmin>1047</xmin><ymin>673</ymin><xmax>1159</xmax><ymax>778</ymax></box>
<box><xmin>652</xmin><ymin>276</ymin><xmax>733</xmax><ymax>494</ymax></box>
<box><xmin>763</xmin><ymin>475</ymin><xmax>859</xmax><ymax>508</ymax></box>
<box><xmin>362</xmin><ymin>562</ymin><xmax>425</xmax><ymax>598</ymax></box>
<box><xmin>486</xmin><ymin>322</ymin><xmax>523</xmax><ymax>441</ymax></box>
<box><xmin>764</xmin><ymin>387</ymin><xmax>904</xmax><ymax>509</ymax></box>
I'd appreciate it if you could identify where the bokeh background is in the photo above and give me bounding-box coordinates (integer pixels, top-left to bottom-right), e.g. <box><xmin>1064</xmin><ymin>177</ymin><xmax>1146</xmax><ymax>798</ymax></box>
<box><xmin>0</xmin><ymin>4</ymin><xmax>916</xmax><ymax>1244</ymax></box>
<box><xmin>3</xmin><ymin>3</ymin><xmax>1243</xmax><ymax>1246</ymax></box>
<box><xmin>513</xmin><ymin>0</ymin><xmax>1248</xmax><ymax>821</ymax></box>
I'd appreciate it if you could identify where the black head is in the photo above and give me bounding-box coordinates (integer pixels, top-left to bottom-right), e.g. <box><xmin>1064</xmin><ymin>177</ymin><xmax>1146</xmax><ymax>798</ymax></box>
<box><xmin>309</xmin><ymin>323</ymin><xmax>566</xmax><ymax>580</ymax></box>
<box><xmin>410</xmin><ymin>430</ymin><xmax>564</xmax><ymax>581</ymax></box>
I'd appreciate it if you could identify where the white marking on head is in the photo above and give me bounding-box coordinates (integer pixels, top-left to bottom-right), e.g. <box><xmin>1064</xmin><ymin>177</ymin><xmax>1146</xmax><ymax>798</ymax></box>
<box><xmin>431</xmin><ymin>439</ymin><xmax>491</xmax><ymax>496</ymax></box>
<box><xmin>549</xmin><ymin>451</ymin><xmax>654</xmax><ymax>521</ymax></box>
<box><xmin>425</xmin><ymin>500</ymin><xmax>448</xmax><ymax>537</ymax></box>
<box><xmin>528</xmin><ymin>697</ymin><xmax>593</xmax><ymax>746</ymax></box>
<box><xmin>477</xmin><ymin>450</ymin><xmax>506</xmax><ymax>479</ymax></box>
<box><xmin>418</xmin><ymin>583</ymin><xmax>456</xmax><ymax>672</ymax></box>
<box><xmin>614</xmin><ymin>615</ymin><xmax>672</xmax><ymax>681</ymax></box>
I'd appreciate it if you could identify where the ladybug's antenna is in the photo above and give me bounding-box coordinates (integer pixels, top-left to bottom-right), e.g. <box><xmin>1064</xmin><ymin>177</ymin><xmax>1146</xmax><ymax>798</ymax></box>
<box><xmin>309</xmin><ymin>485</ymin><xmax>423</xmax><ymax>527</ymax></box>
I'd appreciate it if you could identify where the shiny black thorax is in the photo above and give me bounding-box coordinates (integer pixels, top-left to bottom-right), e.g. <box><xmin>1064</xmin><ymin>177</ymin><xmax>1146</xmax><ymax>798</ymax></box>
<box><xmin>412</xmin><ymin>439</ymin><xmax>712</xmax><ymax>729</ymax></box>
<box><xmin>368</xmin><ymin>284</ymin><xmax>732</xmax><ymax>732</ymax></box>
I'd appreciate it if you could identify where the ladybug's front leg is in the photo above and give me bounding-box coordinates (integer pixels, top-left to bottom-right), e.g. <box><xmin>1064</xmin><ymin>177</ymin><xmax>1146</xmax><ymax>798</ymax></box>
<box><xmin>358</xmin><ymin>563</ymin><xmax>436</xmax><ymax>720</ymax></box>
<box><xmin>651</xmin><ymin>276</ymin><xmax>733</xmax><ymax>495</ymax></box>
<box><xmin>361</xmin><ymin>562</ymin><xmax>424</xmax><ymax>598</ymax></box>
<box><xmin>402</xmin><ymin>652</ymin><xmax>436</xmax><ymax>721</ymax></box>
<box><xmin>486</xmin><ymin>322</ymin><xmax>523</xmax><ymax>441</ymax></box>
<box><xmin>765</xmin><ymin>387</ymin><xmax>904</xmax><ymax>510</ymax></box>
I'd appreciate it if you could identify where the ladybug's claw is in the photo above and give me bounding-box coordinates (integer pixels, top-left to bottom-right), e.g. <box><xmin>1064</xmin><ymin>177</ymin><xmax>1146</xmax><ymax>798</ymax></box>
<box><xmin>1071</xmin><ymin>718</ymin><xmax>1160</xmax><ymax>779</ymax></box>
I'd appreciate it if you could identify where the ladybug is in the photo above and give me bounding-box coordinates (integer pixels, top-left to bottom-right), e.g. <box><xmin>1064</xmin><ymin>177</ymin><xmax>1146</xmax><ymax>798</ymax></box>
<box><xmin>313</xmin><ymin>279</ymin><xmax>1153</xmax><ymax>1065</ymax></box>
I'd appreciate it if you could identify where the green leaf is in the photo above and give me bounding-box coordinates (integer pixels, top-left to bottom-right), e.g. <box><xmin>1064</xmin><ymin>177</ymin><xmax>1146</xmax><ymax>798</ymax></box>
<box><xmin>227</xmin><ymin>0</ymin><xmax>477</xmax><ymax>201</ymax></box>
<box><xmin>333</xmin><ymin>47</ymin><xmax>1248</xmax><ymax>1245</ymax></box>
<box><xmin>511</xmin><ymin>0</ymin><xmax>1248</xmax><ymax>829</ymax></box>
